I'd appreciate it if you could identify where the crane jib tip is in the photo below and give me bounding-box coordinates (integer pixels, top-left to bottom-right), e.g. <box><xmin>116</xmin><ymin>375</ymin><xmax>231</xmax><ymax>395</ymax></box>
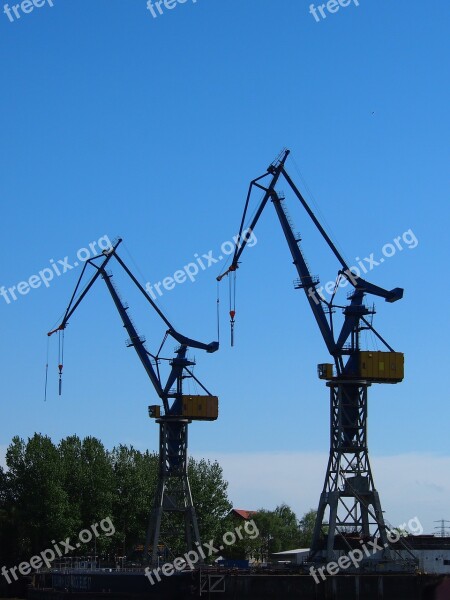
<box><xmin>47</xmin><ymin>325</ymin><xmax>64</xmax><ymax>337</ymax></box>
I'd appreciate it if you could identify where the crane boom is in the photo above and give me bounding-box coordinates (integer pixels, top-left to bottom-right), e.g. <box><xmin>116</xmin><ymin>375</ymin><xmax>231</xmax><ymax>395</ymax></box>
<box><xmin>271</xmin><ymin>194</ymin><xmax>336</xmax><ymax>356</ymax></box>
<box><xmin>218</xmin><ymin>149</ymin><xmax>403</xmax><ymax>376</ymax></box>
<box><xmin>112</xmin><ymin>251</ymin><xmax>218</xmax><ymax>354</ymax></box>
<box><xmin>100</xmin><ymin>268</ymin><xmax>166</xmax><ymax>404</ymax></box>
<box><xmin>221</xmin><ymin>150</ymin><xmax>402</xmax><ymax>303</ymax></box>
<box><xmin>48</xmin><ymin>239</ymin><xmax>218</xmax><ymax>414</ymax></box>
<box><xmin>47</xmin><ymin>239</ymin><xmax>121</xmax><ymax>337</ymax></box>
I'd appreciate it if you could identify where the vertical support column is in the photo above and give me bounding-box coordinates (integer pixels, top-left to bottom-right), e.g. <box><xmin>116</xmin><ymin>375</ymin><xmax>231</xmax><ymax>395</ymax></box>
<box><xmin>311</xmin><ymin>381</ymin><xmax>389</xmax><ymax>560</ymax></box>
<box><xmin>145</xmin><ymin>417</ymin><xmax>202</xmax><ymax>565</ymax></box>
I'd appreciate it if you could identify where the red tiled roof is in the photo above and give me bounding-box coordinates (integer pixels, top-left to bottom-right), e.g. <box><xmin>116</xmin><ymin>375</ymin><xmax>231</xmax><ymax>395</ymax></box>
<box><xmin>232</xmin><ymin>509</ymin><xmax>258</xmax><ymax>520</ymax></box>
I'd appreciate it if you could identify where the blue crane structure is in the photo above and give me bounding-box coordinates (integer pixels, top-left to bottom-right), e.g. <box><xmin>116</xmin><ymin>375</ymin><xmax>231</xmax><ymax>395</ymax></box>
<box><xmin>48</xmin><ymin>238</ymin><xmax>219</xmax><ymax>565</ymax></box>
<box><xmin>218</xmin><ymin>149</ymin><xmax>404</xmax><ymax>560</ymax></box>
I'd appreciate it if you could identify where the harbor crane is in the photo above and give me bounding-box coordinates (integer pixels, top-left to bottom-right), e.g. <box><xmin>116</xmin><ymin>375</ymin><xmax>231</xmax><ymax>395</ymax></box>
<box><xmin>48</xmin><ymin>238</ymin><xmax>219</xmax><ymax>564</ymax></box>
<box><xmin>218</xmin><ymin>149</ymin><xmax>404</xmax><ymax>560</ymax></box>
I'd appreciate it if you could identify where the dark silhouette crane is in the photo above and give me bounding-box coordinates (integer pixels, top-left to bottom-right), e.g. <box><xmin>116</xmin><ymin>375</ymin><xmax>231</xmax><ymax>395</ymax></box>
<box><xmin>48</xmin><ymin>238</ymin><xmax>219</xmax><ymax>564</ymax></box>
<box><xmin>218</xmin><ymin>149</ymin><xmax>404</xmax><ymax>560</ymax></box>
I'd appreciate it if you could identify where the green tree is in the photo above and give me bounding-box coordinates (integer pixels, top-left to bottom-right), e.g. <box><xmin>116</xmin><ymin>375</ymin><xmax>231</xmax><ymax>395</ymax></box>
<box><xmin>0</xmin><ymin>435</ymin><xmax>235</xmax><ymax>565</ymax></box>
<box><xmin>5</xmin><ymin>434</ymin><xmax>71</xmax><ymax>558</ymax></box>
<box><xmin>274</xmin><ymin>503</ymin><xmax>301</xmax><ymax>550</ymax></box>
<box><xmin>78</xmin><ymin>437</ymin><xmax>115</xmax><ymax>555</ymax></box>
<box><xmin>58</xmin><ymin>435</ymin><xmax>84</xmax><ymax>538</ymax></box>
<box><xmin>188</xmin><ymin>458</ymin><xmax>232</xmax><ymax>545</ymax></box>
<box><xmin>0</xmin><ymin>465</ymin><xmax>15</xmax><ymax>565</ymax></box>
<box><xmin>224</xmin><ymin>506</ymin><xmax>318</xmax><ymax>562</ymax></box>
<box><xmin>252</xmin><ymin>509</ymin><xmax>283</xmax><ymax>560</ymax></box>
<box><xmin>110</xmin><ymin>445</ymin><xmax>158</xmax><ymax>555</ymax></box>
<box><xmin>298</xmin><ymin>509</ymin><xmax>317</xmax><ymax>547</ymax></box>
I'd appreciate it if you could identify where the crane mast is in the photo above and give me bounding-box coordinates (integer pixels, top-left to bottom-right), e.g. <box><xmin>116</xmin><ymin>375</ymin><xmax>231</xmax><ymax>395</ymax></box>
<box><xmin>48</xmin><ymin>239</ymin><xmax>219</xmax><ymax>564</ymax></box>
<box><xmin>219</xmin><ymin>150</ymin><xmax>405</xmax><ymax>560</ymax></box>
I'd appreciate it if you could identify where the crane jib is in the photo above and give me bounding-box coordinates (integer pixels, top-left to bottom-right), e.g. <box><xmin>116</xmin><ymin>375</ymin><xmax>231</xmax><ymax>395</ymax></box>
<box><xmin>217</xmin><ymin>149</ymin><xmax>404</xmax><ymax>384</ymax></box>
<box><xmin>46</xmin><ymin>243</ymin><xmax>219</xmax><ymax>416</ymax></box>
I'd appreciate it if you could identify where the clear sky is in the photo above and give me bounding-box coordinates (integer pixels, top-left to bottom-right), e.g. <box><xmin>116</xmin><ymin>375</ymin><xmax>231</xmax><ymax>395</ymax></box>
<box><xmin>1</xmin><ymin>0</ymin><xmax>449</xmax><ymax>535</ymax></box>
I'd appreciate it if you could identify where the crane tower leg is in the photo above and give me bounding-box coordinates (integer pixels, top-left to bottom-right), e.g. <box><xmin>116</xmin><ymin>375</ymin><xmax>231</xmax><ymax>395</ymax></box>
<box><xmin>145</xmin><ymin>418</ymin><xmax>202</xmax><ymax>565</ymax></box>
<box><xmin>311</xmin><ymin>381</ymin><xmax>390</xmax><ymax>560</ymax></box>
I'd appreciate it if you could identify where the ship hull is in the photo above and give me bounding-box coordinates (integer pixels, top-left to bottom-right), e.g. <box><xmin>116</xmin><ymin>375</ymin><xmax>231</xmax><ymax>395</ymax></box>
<box><xmin>28</xmin><ymin>569</ymin><xmax>445</xmax><ymax>599</ymax></box>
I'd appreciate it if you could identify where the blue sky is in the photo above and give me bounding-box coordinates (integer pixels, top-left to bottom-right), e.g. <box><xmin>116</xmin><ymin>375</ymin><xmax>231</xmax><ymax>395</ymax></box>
<box><xmin>1</xmin><ymin>0</ymin><xmax>449</xmax><ymax>534</ymax></box>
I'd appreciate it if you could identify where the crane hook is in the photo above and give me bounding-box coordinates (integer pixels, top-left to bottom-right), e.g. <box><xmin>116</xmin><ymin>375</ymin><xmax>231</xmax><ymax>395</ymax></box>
<box><xmin>58</xmin><ymin>363</ymin><xmax>63</xmax><ymax>396</ymax></box>
<box><xmin>57</xmin><ymin>329</ymin><xmax>65</xmax><ymax>396</ymax></box>
<box><xmin>229</xmin><ymin>310</ymin><xmax>235</xmax><ymax>347</ymax></box>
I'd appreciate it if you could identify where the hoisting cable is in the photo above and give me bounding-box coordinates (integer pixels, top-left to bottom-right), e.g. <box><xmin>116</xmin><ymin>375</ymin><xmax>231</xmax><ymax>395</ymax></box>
<box><xmin>289</xmin><ymin>154</ymin><xmax>350</xmax><ymax>267</ymax></box>
<box><xmin>216</xmin><ymin>185</ymin><xmax>262</xmax><ymax>282</ymax></box>
<box><xmin>184</xmin><ymin>366</ymin><xmax>214</xmax><ymax>397</ymax></box>
<box><xmin>216</xmin><ymin>281</ymin><xmax>221</xmax><ymax>345</ymax></box>
<box><xmin>327</xmin><ymin>273</ymin><xmax>344</xmax><ymax>341</ymax></box>
<box><xmin>122</xmin><ymin>240</ymin><xmax>176</xmax><ymax>326</ymax></box>
<box><xmin>216</xmin><ymin>182</ymin><xmax>267</xmax><ymax>345</ymax></box>
<box><xmin>155</xmin><ymin>331</ymin><xmax>169</xmax><ymax>360</ymax></box>
<box><xmin>44</xmin><ymin>337</ymin><xmax>50</xmax><ymax>402</ymax></box>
